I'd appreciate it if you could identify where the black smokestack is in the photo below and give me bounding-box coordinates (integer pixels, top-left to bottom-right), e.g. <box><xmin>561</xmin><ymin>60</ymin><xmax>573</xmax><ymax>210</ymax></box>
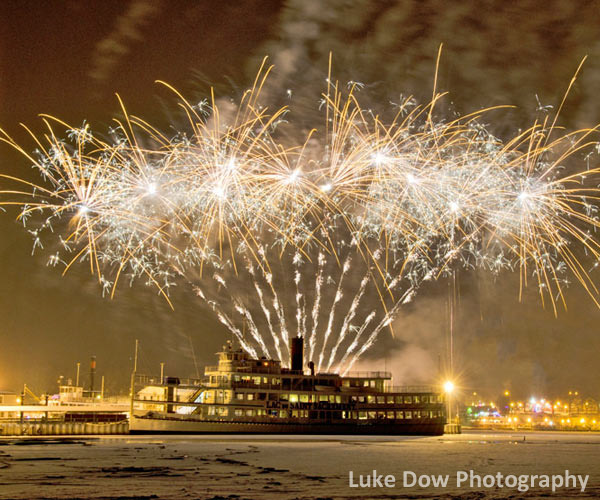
<box><xmin>90</xmin><ymin>356</ymin><xmax>96</xmax><ymax>394</ymax></box>
<box><xmin>290</xmin><ymin>336</ymin><xmax>303</xmax><ymax>372</ymax></box>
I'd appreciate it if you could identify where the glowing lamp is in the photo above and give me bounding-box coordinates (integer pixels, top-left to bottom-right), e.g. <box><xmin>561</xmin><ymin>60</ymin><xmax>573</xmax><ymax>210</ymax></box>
<box><xmin>443</xmin><ymin>381</ymin><xmax>455</xmax><ymax>393</ymax></box>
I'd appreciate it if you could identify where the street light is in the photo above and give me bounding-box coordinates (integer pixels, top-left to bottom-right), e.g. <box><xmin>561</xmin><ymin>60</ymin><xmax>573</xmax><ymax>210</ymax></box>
<box><xmin>444</xmin><ymin>381</ymin><xmax>455</xmax><ymax>424</ymax></box>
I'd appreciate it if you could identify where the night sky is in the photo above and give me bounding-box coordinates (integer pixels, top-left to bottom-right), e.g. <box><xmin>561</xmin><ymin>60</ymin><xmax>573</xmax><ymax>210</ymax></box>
<box><xmin>1</xmin><ymin>0</ymin><xmax>600</xmax><ymax>401</ymax></box>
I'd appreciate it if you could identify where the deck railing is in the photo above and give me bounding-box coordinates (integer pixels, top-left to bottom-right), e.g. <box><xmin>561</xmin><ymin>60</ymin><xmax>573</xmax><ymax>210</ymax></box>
<box><xmin>343</xmin><ymin>371</ymin><xmax>392</xmax><ymax>379</ymax></box>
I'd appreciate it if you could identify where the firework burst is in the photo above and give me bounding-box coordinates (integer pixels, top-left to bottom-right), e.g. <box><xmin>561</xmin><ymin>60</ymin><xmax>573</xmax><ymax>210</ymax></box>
<box><xmin>1</xmin><ymin>58</ymin><xmax>600</xmax><ymax>372</ymax></box>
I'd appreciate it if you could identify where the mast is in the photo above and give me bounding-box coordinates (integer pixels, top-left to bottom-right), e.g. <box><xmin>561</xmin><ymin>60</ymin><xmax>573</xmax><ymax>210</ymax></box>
<box><xmin>129</xmin><ymin>339</ymin><xmax>139</xmax><ymax>422</ymax></box>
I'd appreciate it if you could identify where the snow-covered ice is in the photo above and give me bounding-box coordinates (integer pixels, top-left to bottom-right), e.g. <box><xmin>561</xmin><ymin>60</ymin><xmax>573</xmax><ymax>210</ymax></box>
<box><xmin>1</xmin><ymin>430</ymin><xmax>599</xmax><ymax>499</ymax></box>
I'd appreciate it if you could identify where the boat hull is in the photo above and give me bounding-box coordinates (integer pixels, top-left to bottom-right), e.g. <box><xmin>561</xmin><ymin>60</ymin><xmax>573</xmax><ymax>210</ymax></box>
<box><xmin>130</xmin><ymin>415</ymin><xmax>445</xmax><ymax>435</ymax></box>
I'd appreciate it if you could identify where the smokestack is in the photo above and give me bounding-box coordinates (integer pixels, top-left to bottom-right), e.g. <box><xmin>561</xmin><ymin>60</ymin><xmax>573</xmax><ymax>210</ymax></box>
<box><xmin>90</xmin><ymin>356</ymin><xmax>96</xmax><ymax>394</ymax></box>
<box><xmin>290</xmin><ymin>336</ymin><xmax>303</xmax><ymax>372</ymax></box>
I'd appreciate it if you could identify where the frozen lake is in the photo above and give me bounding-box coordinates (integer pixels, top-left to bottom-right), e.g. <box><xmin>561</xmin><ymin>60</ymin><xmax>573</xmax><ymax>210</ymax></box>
<box><xmin>1</xmin><ymin>430</ymin><xmax>599</xmax><ymax>499</ymax></box>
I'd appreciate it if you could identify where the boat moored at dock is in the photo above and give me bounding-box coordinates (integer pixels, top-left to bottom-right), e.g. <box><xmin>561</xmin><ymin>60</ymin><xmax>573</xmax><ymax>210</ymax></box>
<box><xmin>130</xmin><ymin>336</ymin><xmax>446</xmax><ymax>435</ymax></box>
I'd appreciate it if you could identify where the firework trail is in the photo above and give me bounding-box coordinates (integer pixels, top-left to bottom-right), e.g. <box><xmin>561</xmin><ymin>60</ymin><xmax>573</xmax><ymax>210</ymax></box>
<box><xmin>1</xmin><ymin>58</ymin><xmax>600</xmax><ymax>373</ymax></box>
<box><xmin>308</xmin><ymin>251</ymin><xmax>326</xmax><ymax>363</ymax></box>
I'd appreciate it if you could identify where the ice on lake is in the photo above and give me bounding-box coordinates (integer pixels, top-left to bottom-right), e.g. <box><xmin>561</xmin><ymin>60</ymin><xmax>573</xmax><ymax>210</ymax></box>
<box><xmin>1</xmin><ymin>430</ymin><xmax>599</xmax><ymax>499</ymax></box>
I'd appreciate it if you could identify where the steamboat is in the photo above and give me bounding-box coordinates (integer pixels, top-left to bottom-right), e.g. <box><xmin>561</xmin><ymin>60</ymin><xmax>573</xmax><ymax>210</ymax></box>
<box><xmin>130</xmin><ymin>336</ymin><xmax>446</xmax><ymax>435</ymax></box>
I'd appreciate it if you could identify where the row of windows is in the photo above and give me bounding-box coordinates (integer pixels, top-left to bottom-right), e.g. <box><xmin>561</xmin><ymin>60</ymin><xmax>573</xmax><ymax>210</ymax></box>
<box><xmin>352</xmin><ymin>410</ymin><xmax>443</xmax><ymax>419</ymax></box>
<box><xmin>210</xmin><ymin>375</ymin><xmax>344</xmax><ymax>387</ymax></box>
<box><xmin>234</xmin><ymin>393</ymin><xmax>344</xmax><ymax>403</ymax></box>
<box><xmin>210</xmin><ymin>375</ymin><xmax>282</xmax><ymax>385</ymax></box>
<box><xmin>342</xmin><ymin>380</ymin><xmax>384</xmax><ymax>388</ymax></box>
<box><xmin>357</xmin><ymin>395</ymin><xmax>441</xmax><ymax>404</ymax></box>
<box><xmin>205</xmin><ymin>406</ymin><xmax>443</xmax><ymax>419</ymax></box>
<box><xmin>229</xmin><ymin>392</ymin><xmax>441</xmax><ymax>404</ymax></box>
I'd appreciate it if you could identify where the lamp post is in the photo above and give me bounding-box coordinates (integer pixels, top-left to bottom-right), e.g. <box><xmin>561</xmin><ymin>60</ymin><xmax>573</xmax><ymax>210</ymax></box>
<box><xmin>444</xmin><ymin>380</ymin><xmax>455</xmax><ymax>424</ymax></box>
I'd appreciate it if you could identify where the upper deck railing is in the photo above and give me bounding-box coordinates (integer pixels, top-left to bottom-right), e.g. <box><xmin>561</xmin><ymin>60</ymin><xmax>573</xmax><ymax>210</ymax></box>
<box><xmin>384</xmin><ymin>385</ymin><xmax>439</xmax><ymax>393</ymax></box>
<box><xmin>134</xmin><ymin>374</ymin><xmax>205</xmax><ymax>387</ymax></box>
<box><xmin>204</xmin><ymin>366</ymin><xmax>393</xmax><ymax>379</ymax></box>
<box><xmin>343</xmin><ymin>371</ymin><xmax>392</xmax><ymax>379</ymax></box>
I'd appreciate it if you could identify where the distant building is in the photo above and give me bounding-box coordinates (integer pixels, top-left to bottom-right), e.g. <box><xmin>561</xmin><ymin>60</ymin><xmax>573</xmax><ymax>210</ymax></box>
<box><xmin>0</xmin><ymin>391</ymin><xmax>19</xmax><ymax>419</ymax></box>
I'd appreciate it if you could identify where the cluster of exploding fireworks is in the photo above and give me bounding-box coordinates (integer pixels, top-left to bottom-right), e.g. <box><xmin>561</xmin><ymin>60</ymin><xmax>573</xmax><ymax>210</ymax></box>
<box><xmin>2</xmin><ymin>59</ymin><xmax>600</xmax><ymax>373</ymax></box>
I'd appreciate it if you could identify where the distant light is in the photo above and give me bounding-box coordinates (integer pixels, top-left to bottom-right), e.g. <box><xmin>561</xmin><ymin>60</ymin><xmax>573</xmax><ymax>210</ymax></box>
<box><xmin>321</xmin><ymin>183</ymin><xmax>333</xmax><ymax>193</ymax></box>
<box><xmin>518</xmin><ymin>191</ymin><xmax>530</xmax><ymax>202</ymax></box>
<box><xmin>443</xmin><ymin>380</ymin><xmax>455</xmax><ymax>393</ymax></box>
<box><xmin>449</xmin><ymin>201</ymin><xmax>459</xmax><ymax>213</ymax></box>
<box><xmin>146</xmin><ymin>182</ymin><xmax>157</xmax><ymax>195</ymax></box>
<box><xmin>78</xmin><ymin>205</ymin><xmax>89</xmax><ymax>216</ymax></box>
